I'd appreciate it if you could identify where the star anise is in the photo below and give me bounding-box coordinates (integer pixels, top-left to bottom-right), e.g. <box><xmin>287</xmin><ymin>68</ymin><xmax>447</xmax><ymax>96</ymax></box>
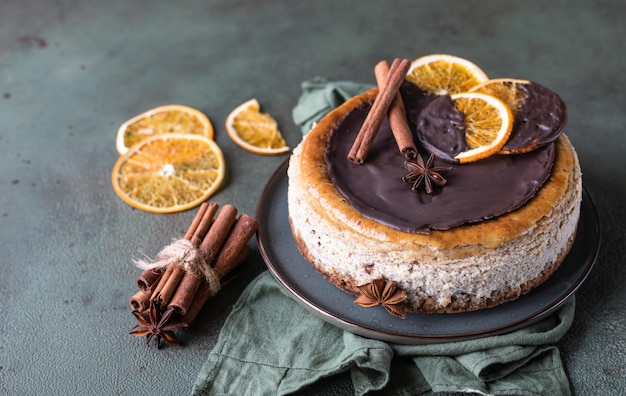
<box><xmin>353</xmin><ymin>278</ymin><xmax>408</xmax><ymax>318</ymax></box>
<box><xmin>130</xmin><ymin>301</ymin><xmax>185</xmax><ymax>349</ymax></box>
<box><xmin>402</xmin><ymin>153</ymin><xmax>453</xmax><ymax>194</ymax></box>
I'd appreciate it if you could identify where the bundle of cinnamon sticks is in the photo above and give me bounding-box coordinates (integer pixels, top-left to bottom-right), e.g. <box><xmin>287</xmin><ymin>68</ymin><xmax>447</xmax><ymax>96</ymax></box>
<box><xmin>129</xmin><ymin>202</ymin><xmax>258</xmax><ymax>346</ymax></box>
<box><xmin>348</xmin><ymin>58</ymin><xmax>417</xmax><ymax>164</ymax></box>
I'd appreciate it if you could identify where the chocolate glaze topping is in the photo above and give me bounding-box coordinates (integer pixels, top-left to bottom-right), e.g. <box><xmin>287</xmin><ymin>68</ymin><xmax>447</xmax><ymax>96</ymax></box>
<box><xmin>325</xmin><ymin>82</ymin><xmax>555</xmax><ymax>233</ymax></box>
<box><xmin>415</xmin><ymin>95</ymin><xmax>469</xmax><ymax>162</ymax></box>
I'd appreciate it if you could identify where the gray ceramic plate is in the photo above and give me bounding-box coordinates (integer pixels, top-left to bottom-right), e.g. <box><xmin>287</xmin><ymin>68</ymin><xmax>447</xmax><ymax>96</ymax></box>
<box><xmin>256</xmin><ymin>159</ymin><xmax>600</xmax><ymax>344</ymax></box>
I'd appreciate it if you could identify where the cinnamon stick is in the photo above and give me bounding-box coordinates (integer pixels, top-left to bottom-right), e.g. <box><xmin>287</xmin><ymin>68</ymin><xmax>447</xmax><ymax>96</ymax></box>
<box><xmin>213</xmin><ymin>214</ymin><xmax>259</xmax><ymax>279</ymax></box>
<box><xmin>348</xmin><ymin>58</ymin><xmax>411</xmax><ymax>164</ymax></box>
<box><xmin>181</xmin><ymin>247</ymin><xmax>251</xmax><ymax>327</ymax></box>
<box><xmin>169</xmin><ymin>205</ymin><xmax>238</xmax><ymax>314</ymax></box>
<box><xmin>150</xmin><ymin>264</ymin><xmax>174</xmax><ymax>300</ymax></box>
<box><xmin>130</xmin><ymin>289</ymin><xmax>151</xmax><ymax>312</ymax></box>
<box><xmin>199</xmin><ymin>204</ymin><xmax>238</xmax><ymax>261</ymax></box>
<box><xmin>374</xmin><ymin>60</ymin><xmax>417</xmax><ymax>160</ymax></box>
<box><xmin>136</xmin><ymin>202</ymin><xmax>209</xmax><ymax>292</ymax></box>
<box><xmin>153</xmin><ymin>266</ymin><xmax>185</xmax><ymax>307</ymax></box>
<box><xmin>152</xmin><ymin>203</ymin><xmax>216</xmax><ymax>307</ymax></box>
<box><xmin>190</xmin><ymin>202</ymin><xmax>218</xmax><ymax>246</ymax></box>
<box><xmin>135</xmin><ymin>268</ymin><xmax>163</xmax><ymax>292</ymax></box>
<box><xmin>184</xmin><ymin>202</ymin><xmax>210</xmax><ymax>240</ymax></box>
<box><xmin>162</xmin><ymin>203</ymin><xmax>218</xmax><ymax>308</ymax></box>
<box><xmin>167</xmin><ymin>272</ymin><xmax>204</xmax><ymax>315</ymax></box>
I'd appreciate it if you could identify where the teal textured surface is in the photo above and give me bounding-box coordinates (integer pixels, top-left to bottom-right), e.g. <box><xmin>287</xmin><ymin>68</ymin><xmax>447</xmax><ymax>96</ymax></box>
<box><xmin>1</xmin><ymin>0</ymin><xmax>624</xmax><ymax>395</ymax></box>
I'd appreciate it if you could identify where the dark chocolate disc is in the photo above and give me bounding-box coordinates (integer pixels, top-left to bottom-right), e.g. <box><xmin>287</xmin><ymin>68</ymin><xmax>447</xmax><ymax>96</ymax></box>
<box><xmin>501</xmin><ymin>81</ymin><xmax>567</xmax><ymax>154</ymax></box>
<box><xmin>414</xmin><ymin>95</ymin><xmax>467</xmax><ymax>163</ymax></box>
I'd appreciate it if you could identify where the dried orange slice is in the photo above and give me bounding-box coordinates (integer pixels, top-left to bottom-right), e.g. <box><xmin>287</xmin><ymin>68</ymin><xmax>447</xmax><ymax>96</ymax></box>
<box><xmin>417</xmin><ymin>93</ymin><xmax>513</xmax><ymax>164</ymax></box>
<box><xmin>225</xmin><ymin>98</ymin><xmax>290</xmax><ymax>155</ymax></box>
<box><xmin>451</xmin><ymin>92</ymin><xmax>513</xmax><ymax>163</ymax></box>
<box><xmin>112</xmin><ymin>134</ymin><xmax>225</xmax><ymax>213</ymax></box>
<box><xmin>406</xmin><ymin>54</ymin><xmax>489</xmax><ymax>95</ymax></box>
<box><xmin>116</xmin><ymin>104</ymin><xmax>214</xmax><ymax>155</ymax></box>
<box><xmin>470</xmin><ymin>78</ymin><xmax>567</xmax><ymax>154</ymax></box>
<box><xmin>470</xmin><ymin>78</ymin><xmax>530</xmax><ymax>116</ymax></box>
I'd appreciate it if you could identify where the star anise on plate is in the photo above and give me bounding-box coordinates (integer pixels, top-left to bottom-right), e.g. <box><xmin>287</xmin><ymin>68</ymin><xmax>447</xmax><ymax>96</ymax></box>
<box><xmin>402</xmin><ymin>153</ymin><xmax>453</xmax><ymax>194</ymax></box>
<box><xmin>353</xmin><ymin>278</ymin><xmax>408</xmax><ymax>318</ymax></box>
<box><xmin>130</xmin><ymin>301</ymin><xmax>185</xmax><ymax>349</ymax></box>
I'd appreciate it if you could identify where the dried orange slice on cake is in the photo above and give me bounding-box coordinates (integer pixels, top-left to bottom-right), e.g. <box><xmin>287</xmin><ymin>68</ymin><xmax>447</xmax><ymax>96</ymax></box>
<box><xmin>406</xmin><ymin>54</ymin><xmax>489</xmax><ymax>95</ymax></box>
<box><xmin>116</xmin><ymin>104</ymin><xmax>214</xmax><ymax>155</ymax></box>
<box><xmin>225</xmin><ymin>98</ymin><xmax>290</xmax><ymax>155</ymax></box>
<box><xmin>470</xmin><ymin>78</ymin><xmax>567</xmax><ymax>154</ymax></box>
<box><xmin>417</xmin><ymin>92</ymin><xmax>513</xmax><ymax>164</ymax></box>
<box><xmin>112</xmin><ymin>134</ymin><xmax>225</xmax><ymax>213</ymax></box>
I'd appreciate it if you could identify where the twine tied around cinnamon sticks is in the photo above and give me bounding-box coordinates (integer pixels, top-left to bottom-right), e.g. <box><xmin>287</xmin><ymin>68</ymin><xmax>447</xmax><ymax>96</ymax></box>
<box><xmin>134</xmin><ymin>239</ymin><xmax>221</xmax><ymax>296</ymax></box>
<box><xmin>129</xmin><ymin>202</ymin><xmax>258</xmax><ymax>342</ymax></box>
<box><xmin>348</xmin><ymin>58</ymin><xmax>418</xmax><ymax>164</ymax></box>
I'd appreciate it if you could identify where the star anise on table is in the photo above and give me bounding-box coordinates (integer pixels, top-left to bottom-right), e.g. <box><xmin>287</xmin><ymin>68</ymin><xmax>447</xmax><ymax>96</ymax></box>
<box><xmin>402</xmin><ymin>153</ymin><xmax>453</xmax><ymax>194</ymax></box>
<box><xmin>353</xmin><ymin>278</ymin><xmax>408</xmax><ymax>319</ymax></box>
<box><xmin>130</xmin><ymin>301</ymin><xmax>185</xmax><ymax>349</ymax></box>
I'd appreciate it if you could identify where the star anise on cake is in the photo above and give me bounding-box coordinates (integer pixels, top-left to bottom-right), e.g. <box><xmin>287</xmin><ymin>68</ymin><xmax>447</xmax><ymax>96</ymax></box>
<box><xmin>353</xmin><ymin>279</ymin><xmax>408</xmax><ymax>318</ymax></box>
<box><xmin>129</xmin><ymin>301</ymin><xmax>185</xmax><ymax>349</ymax></box>
<box><xmin>402</xmin><ymin>153</ymin><xmax>453</xmax><ymax>194</ymax></box>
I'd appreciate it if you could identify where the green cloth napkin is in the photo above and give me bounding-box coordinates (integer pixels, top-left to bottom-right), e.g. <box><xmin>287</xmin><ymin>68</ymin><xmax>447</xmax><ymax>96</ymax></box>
<box><xmin>291</xmin><ymin>77</ymin><xmax>374</xmax><ymax>134</ymax></box>
<box><xmin>193</xmin><ymin>272</ymin><xmax>574</xmax><ymax>395</ymax></box>
<box><xmin>193</xmin><ymin>79</ymin><xmax>574</xmax><ymax>395</ymax></box>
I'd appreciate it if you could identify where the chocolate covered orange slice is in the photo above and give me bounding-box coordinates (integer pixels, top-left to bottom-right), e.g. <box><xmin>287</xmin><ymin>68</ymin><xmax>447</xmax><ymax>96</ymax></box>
<box><xmin>417</xmin><ymin>92</ymin><xmax>513</xmax><ymax>163</ymax></box>
<box><xmin>470</xmin><ymin>78</ymin><xmax>567</xmax><ymax>154</ymax></box>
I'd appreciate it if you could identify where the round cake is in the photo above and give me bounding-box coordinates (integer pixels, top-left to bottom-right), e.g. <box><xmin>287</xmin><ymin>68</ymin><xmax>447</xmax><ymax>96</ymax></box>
<box><xmin>287</xmin><ymin>80</ymin><xmax>582</xmax><ymax>314</ymax></box>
